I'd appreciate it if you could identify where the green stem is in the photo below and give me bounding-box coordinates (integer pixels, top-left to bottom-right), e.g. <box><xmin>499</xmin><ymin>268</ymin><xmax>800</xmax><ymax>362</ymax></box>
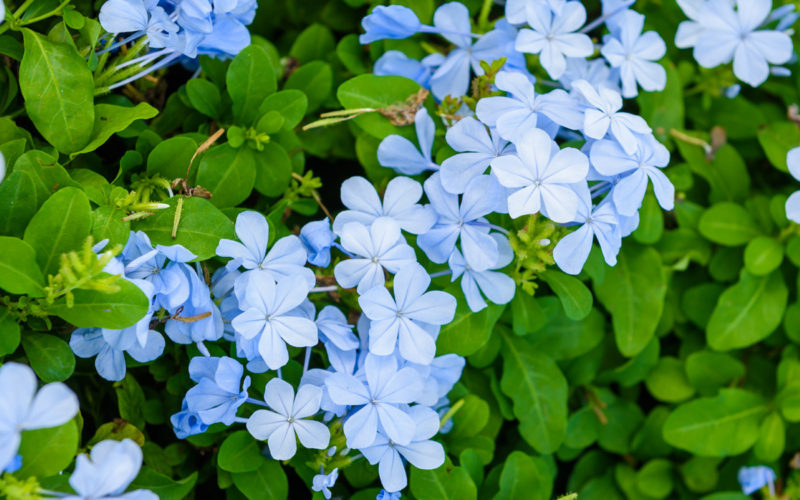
<box><xmin>13</xmin><ymin>0</ymin><xmax>36</xmax><ymax>19</ymax></box>
<box><xmin>477</xmin><ymin>0</ymin><xmax>494</xmax><ymax>32</ymax></box>
<box><xmin>18</xmin><ymin>0</ymin><xmax>71</xmax><ymax>26</ymax></box>
<box><xmin>439</xmin><ymin>398</ymin><xmax>465</xmax><ymax>429</ymax></box>
<box><xmin>94</xmin><ymin>36</ymin><xmax>149</xmax><ymax>87</ymax></box>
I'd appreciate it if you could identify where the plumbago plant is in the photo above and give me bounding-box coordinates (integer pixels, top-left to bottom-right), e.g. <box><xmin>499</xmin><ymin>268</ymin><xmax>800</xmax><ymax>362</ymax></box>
<box><xmin>3</xmin><ymin>0</ymin><xmax>800</xmax><ymax>498</ymax></box>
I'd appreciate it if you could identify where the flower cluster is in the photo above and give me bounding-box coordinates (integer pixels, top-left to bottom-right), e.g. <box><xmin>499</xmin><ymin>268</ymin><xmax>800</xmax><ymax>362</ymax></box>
<box><xmin>362</xmin><ymin>0</ymin><xmax>678</xmax><ymax>278</ymax></box>
<box><xmin>97</xmin><ymin>0</ymin><xmax>257</xmax><ymax>89</ymax></box>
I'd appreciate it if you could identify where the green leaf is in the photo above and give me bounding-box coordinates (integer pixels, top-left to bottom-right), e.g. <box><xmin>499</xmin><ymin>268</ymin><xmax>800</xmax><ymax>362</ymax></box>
<box><xmin>698</xmin><ymin>202</ymin><xmax>760</xmax><ymax>246</ymax></box>
<box><xmin>146</xmin><ymin>136</ymin><xmax>198</xmax><ymax>180</ymax></box>
<box><xmin>644</xmin><ymin>357</ymin><xmax>695</xmax><ymax>403</ymax></box>
<box><xmin>449</xmin><ymin>394</ymin><xmax>489</xmax><ymax>439</ymax></box>
<box><xmin>232</xmin><ymin>460</ymin><xmax>288</xmax><ymax>500</ymax></box>
<box><xmin>743</xmin><ymin>236</ymin><xmax>783</xmax><ymax>276</ymax></box>
<box><xmin>21</xmin><ymin>333</ymin><xmax>75</xmax><ymax>382</ymax></box>
<box><xmin>186</xmin><ymin>79</ymin><xmax>222</xmax><ymax>119</ymax></box>
<box><xmin>218</xmin><ymin>430</ymin><xmax>266</xmax><ymax>473</ymax></box>
<box><xmin>706</xmin><ymin>270</ymin><xmax>787</xmax><ymax>351</ymax></box>
<box><xmin>776</xmin><ymin>383</ymin><xmax>800</xmax><ymax>422</ymax></box>
<box><xmin>16</xmin><ymin>419</ymin><xmax>79</xmax><ymax>478</ymax></box>
<box><xmin>540</xmin><ymin>270</ymin><xmax>592</xmax><ymax>320</ymax></box>
<box><xmin>227</xmin><ymin>45</ymin><xmax>277</xmax><ymax>125</ymax></box>
<box><xmin>685</xmin><ymin>351</ymin><xmax>745</xmax><ymax>396</ymax></box>
<box><xmin>88</xmin><ymin>420</ymin><xmax>145</xmax><ymax>447</ymax></box>
<box><xmin>133</xmin><ymin>196</ymin><xmax>235</xmax><ymax>260</ymax></box>
<box><xmin>500</xmin><ymin>332</ymin><xmax>567</xmax><ymax>454</ymax></box>
<box><xmin>757</xmin><ymin>121</ymin><xmax>800</xmax><ymax>172</ymax></box>
<box><xmin>48</xmin><ymin>276</ymin><xmax>150</xmax><ymax>329</ymax></box>
<box><xmin>0</xmin><ymin>169</ymin><xmax>46</xmax><ymax>237</ymax></box>
<box><xmin>528</xmin><ymin>298</ymin><xmax>604</xmax><ymax>361</ymax></box>
<box><xmin>595</xmin><ymin>244</ymin><xmax>666</xmax><ymax>357</ymax></box>
<box><xmin>662</xmin><ymin>388</ymin><xmax>767</xmax><ymax>456</ymax></box>
<box><xmin>70</xmin><ymin>102</ymin><xmax>158</xmax><ymax>157</ymax></box>
<box><xmin>635</xmin><ymin>459</ymin><xmax>673</xmax><ymax>499</ymax></box>
<box><xmin>260</xmin><ymin>90</ymin><xmax>308</xmax><ymax>129</ymax></box>
<box><xmin>289</xmin><ymin>23</ymin><xmax>335</xmax><ymax>64</ymax></box>
<box><xmin>195</xmin><ymin>144</ymin><xmax>256</xmax><ymax>208</ymax></box>
<box><xmin>637</xmin><ymin>61</ymin><xmax>683</xmax><ymax>145</ymax></box>
<box><xmin>129</xmin><ymin>468</ymin><xmax>198</xmax><ymax>500</ymax></box>
<box><xmin>337</xmin><ymin>74</ymin><xmax>422</xmax><ymax>139</ymax></box>
<box><xmin>494</xmin><ymin>451</ymin><xmax>552</xmax><ymax>500</ymax></box>
<box><xmin>410</xmin><ymin>460</ymin><xmax>477</xmax><ymax>500</ymax></box>
<box><xmin>437</xmin><ymin>301</ymin><xmax>504</xmax><ymax>356</ymax></box>
<box><xmin>19</xmin><ymin>29</ymin><xmax>94</xmax><ymax>153</ymax></box>
<box><xmin>116</xmin><ymin>373</ymin><xmax>146</xmax><ymax>429</ymax></box>
<box><xmin>0</xmin><ymin>236</ymin><xmax>45</xmax><ymax>296</ymax></box>
<box><xmin>285</xmin><ymin>61</ymin><xmax>333</xmax><ymax>113</ymax></box>
<box><xmin>252</xmin><ymin>143</ymin><xmax>293</xmax><ymax>198</ymax></box>
<box><xmin>0</xmin><ymin>308</ymin><xmax>21</xmax><ymax>356</ymax></box>
<box><xmin>92</xmin><ymin>205</ymin><xmax>131</xmax><ymax>248</ymax></box>
<box><xmin>753</xmin><ymin>411</ymin><xmax>784</xmax><ymax>462</ymax></box>
<box><xmin>23</xmin><ymin>187</ymin><xmax>91</xmax><ymax>277</ymax></box>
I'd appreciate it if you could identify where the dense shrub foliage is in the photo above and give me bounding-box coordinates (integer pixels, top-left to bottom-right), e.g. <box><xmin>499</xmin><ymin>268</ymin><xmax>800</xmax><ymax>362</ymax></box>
<box><xmin>1</xmin><ymin>0</ymin><xmax>800</xmax><ymax>499</ymax></box>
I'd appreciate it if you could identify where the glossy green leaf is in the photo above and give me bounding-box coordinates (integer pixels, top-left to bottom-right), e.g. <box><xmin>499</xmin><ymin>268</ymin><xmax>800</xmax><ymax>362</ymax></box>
<box><xmin>195</xmin><ymin>144</ymin><xmax>256</xmax><ymax>208</ymax></box>
<box><xmin>0</xmin><ymin>236</ymin><xmax>45</xmax><ymax>296</ymax></box>
<box><xmin>494</xmin><ymin>451</ymin><xmax>552</xmax><ymax>500</ymax></box>
<box><xmin>337</xmin><ymin>74</ymin><xmax>422</xmax><ymax>139</ymax></box>
<box><xmin>260</xmin><ymin>90</ymin><xmax>308</xmax><ymax>129</ymax></box>
<box><xmin>21</xmin><ymin>333</ymin><xmax>75</xmax><ymax>382</ymax></box>
<box><xmin>48</xmin><ymin>276</ymin><xmax>150</xmax><ymax>329</ymax></box>
<box><xmin>232</xmin><ymin>460</ymin><xmax>288</xmax><ymax>500</ymax></box>
<box><xmin>698</xmin><ymin>202</ymin><xmax>760</xmax><ymax>246</ymax></box>
<box><xmin>540</xmin><ymin>270</ymin><xmax>593</xmax><ymax>320</ymax></box>
<box><xmin>71</xmin><ymin>102</ymin><xmax>158</xmax><ymax>157</ymax></box>
<box><xmin>186</xmin><ymin>79</ymin><xmax>222</xmax><ymax>119</ymax></box>
<box><xmin>16</xmin><ymin>419</ymin><xmax>79</xmax><ymax>478</ymax></box>
<box><xmin>227</xmin><ymin>45</ymin><xmax>277</xmax><ymax>125</ymax></box>
<box><xmin>218</xmin><ymin>430</ymin><xmax>265</xmax><ymax>473</ymax></box>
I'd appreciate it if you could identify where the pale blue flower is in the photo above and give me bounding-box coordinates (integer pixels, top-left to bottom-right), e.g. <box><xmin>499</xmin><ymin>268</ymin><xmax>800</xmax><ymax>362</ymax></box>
<box><xmin>66</xmin><ymin>439</ymin><xmax>156</xmax><ymax>500</ymax></box>
<box><xmin>333</xmin><ymin>176</ymin><xmax>436</xmax><ymax>235</ymax></box>
<box><xmin>601</xmin><ymin>10</ymin><xmax>666</xmax><ymax>97</ymax></box>
<box><xmin>361</xmin><ymin>406</ymin><xmax>445</xmax><ymax>492</ymax></box>
<box><xmin>246</xmin><ymin>379</ymin><xmax>330</xmax><ymax>460</ymax></box>
<box><xmin>164</xmin><ymin>265</ymin><xmax>223</xmax><ymax>345</ymax></box>
<box><xmin>439</xmin><ymin>117</ymin><xmax>514</xmax><ymax>194</ymax></box>
<box><xmin>0</xmin><ymin>363</ymin><xmax>79</xmax><ymax>473</ymax></box>
<box><xmin>231</xmin><ymin>273</ymin><xmax>317</xmax><ymax>370</ymax></box>
<box><xmin>449</xmin><ymin>234</ymin><xmax>516</xmax><ymax>312</ymax></box>
<box><xmin>325</xmin><ymin>354</ymin><xmax>423</xmax><ymax>448</ymax></box>
<box><xmin>418</xmin><ymin>173</ymin><xmax>506</xmax><ymax>271</ymax></box>
<box><xmin>3</xmin><ymin>455</ymin><xmax>21</xmax><ymax>474</ymax></box>
<box><xmin>121</xmin><ymin>231</ymin><xmax>195</xmax><ymax>310</ymax></box>
<box><xmin>377</xmin><ymin>108</ymin><xmax>438</xmax><ymax>176</ymax></box>
<box><xmin>490</xmin><ymin>128</ymin><xmax>588</xmax><ymax>222</ymax></box>
<box><xmin>553</xmin><ymin>186</ymin><xmax>621</xmax><ymax>274</ymax></box>
<box><xmin>738</xmin><ymin>466</ymin><xmax>776</xmax><ymax>496</ymax></box>
<box><xmin>360</xmin><ymin>5</ymin><xmax>423</xmax><ymax>43</ymax></box>
<box><xmin>374</xmin><ymin>51</ymin><xmax>438</xmax><ymax>89</ymax></box>
<box><xmin>476</xmin><ymin>71</ymin><xmax>584</xmax><ymax>143</ymax></box>
<box><xmin>680</xmin><ymin>0</ymin><xmax>793</xmax><ymax>86</ymax></box>
<box><xmin>786</xmin><ymin>147</ymin><xmax>800</xmax><ymax>223</ymax></box>
<box><xmin>184</xmin><ymin>356</ymin><xmax>250</xmax><ymax>426</ymax></box>
<box><xmin>558</xmin><ymin>57</ymin><xmax>619</xmax><ymax>92</ymax></box>
<box><xmin>70</xmin><ymin>323</ymin><xmax>164</xmax><ymax>382</ymax></box>
<box><xmin>377</xmin><ymin>491</ymin><xmax>402</xmax><ymax>500</ymax></box>
<box><xmin>590</xmin><ymin>135</ymin><xmax>674</xmax><ymax>215</ymax></box>
<box><xmin>170</xmin><ymin>402</ymin><xmax>208</xmax><ymax>439</ymax></box>
<box><xmin>571</xmin><ymin>79</ymin><xmax>651</xmax><ymax>155</ymax></box>
<box><xmin>216</xmin><ymin>211</ymin><xmax>314</xmax><ymax>286</ymax></box>
<box><xmin>334</xmin><ymin>219</ymin><xmax>417</xmax><ymax>293</ymax></box>
<box><xmin>358</xmin><ymin>263</ymin><xmax>457</xmax><ymax>364</ymax></box>
<box><xmin>515</xmin><ymin>1</ymin><xmax>594</xmax><ymax>79</ymax></box>
<box><xmin>300</xmin><ymin>219</ymin><xmax>335</xmax><ymax>268</ymax></box>
<box><xmin>312</xmin><ymin>468</ymin><xmax>338</xmax><ymax>499</ymax></box>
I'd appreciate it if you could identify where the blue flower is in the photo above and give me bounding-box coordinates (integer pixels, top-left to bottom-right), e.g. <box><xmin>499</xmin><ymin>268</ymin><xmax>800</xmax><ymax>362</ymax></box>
<box><xmin>738</xmin><ymin>465</ymin><xmax>776</xmax><ymax>495</ymax></box>
<box><xmin>490</xmin><ymin>128</ymin><xmax>588</xmax><ymax>222</ymax></box>
<box><xmin>515</xmin><ymin>1</ymin><xmax>594</xmax><ymax>79</ymax></box>
<box><xmin>68</xmin><ymin>439</ymin><xmax>156</xmax><ymax>499</ymax></box>
<box><xmin>601</xmin><ymin>10</ymin><xmax>666</xmax><ymax>97</ymax></box>
<box><xmin>230</xmin><ymin>273</ymin><xmax>317</xmax><ymax>370</ymax></box>
<box><xmin>374</xmin><ymin>51</ymin><xmax>438</xmax><ymax>88</ymax></box>
<box><xmin>571</xmin><ymin>79</ymin><xmax>651</xmax><ymax>155</ymax></box>
<box><xmin>325</xmin><ymin>353</ymin><xmax>423</xmax><ymax>448</ymax></box>
<box><xmin>377</xmin><ymin>108</ymin><xmax>438</xmax><ymax>176</ymax></box>
<box><xmin>553</xmin><ymin>186</ymin><xmax>621</xmax><ymax>274</ymax></box>
<box><xmin>419</xmin><ymin>173</ymin><xmax>505</xmax><ymax>270</ymax></box>
<box><xmin>377</xmin><ymin>491</ymin><xmax>402</xmax><ymax>500</ymax></box>
<box><xmin>786</xmin><ymin>147</ymin><xmax>800</xmax><ymax>222</ymax></box>
<box><xmin>475</xmin><ymin>71</ymin><xmax>584</xmax><ymax>144</ymax></box>
<box><xmin>70</xmin><ymin>322</ymin><xmax>164</xmax><ymax>382</ymax></box>
<box><xmin>300</xmin><ymin>219</ymin><xmax>335</xmax><ymax>268</ymax></box>
<box><xmin>216</xmin><ymin>211</ymin><xmax>314</xmax><ymax>286</ymax></box>
<box><xmin>184</xmin><ymin>356</ymin><xmax>251</xmax><ymax>426</ymax></box>
<box><xmin>164</xmin><ymin>265</ymin><xmax>224</xmax><ymax>346</ymax></box>
<box><xmin>677</xmin><ymin>0</ymin><xmax>793</xmax><ymax>86</ymax></box>
<box><xmin>122</xmin><ymin>231</ymin><xmax>195</xmax><ymax>310</ymax></box>
<box><xmin>361</xmin><ymin>406</ymin><xmax>445</xmax><ymax>492</ymax></box>
<box><xmin>358</xmin><ymin>263</ymin><xmax>457</xmax><ymax>364</ymax></box>
<box><xmin>246</xmin><ymin>378</ymin><xmax>330</xmax><ymax>460</ymax></box>
<box><xmin>312</xmin><ymin>468</ymin><xmax>339</xmax><ymax>499</ymax></box>
<box><xmin>439</xmin><ymin>117</ymin><xmax>514</xmax><ymax>194</ymax></box>
<box><xmin>0</xmin><ymin>363</ymin><xmax>79</xmax><ymax>472</ymax></box>
<box><xmin>360</xmin><ymin>5</ymin><xmax>423</xmax><ymax>43</ymax></box>
<box><xmin>2</xmin><ymin>455</ymin><xmax>21</xmax><ymax>474</ymax></box>
<box><xmin>590</xmin><ymin>135</ymin><xmax>674</xmax><ymax>215</ymax></box>
<box><xmin>333</xmin><ymin>176</ymin><xmax>436</xmax><ymax>235</ymax></box>
<box><xmin>449</xmin><ymin>234</ymin><xmax>516</xmax><ymax>312</ymax></box>
<box><xmin>170</xmin><ymin>402</ymin><xmax>208</xmax><ymax>439</ymax></box>
<box><xmin>334</xmin><ymin>218</ymin><xmax>417</xmax><ymax>293</ymax></box>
